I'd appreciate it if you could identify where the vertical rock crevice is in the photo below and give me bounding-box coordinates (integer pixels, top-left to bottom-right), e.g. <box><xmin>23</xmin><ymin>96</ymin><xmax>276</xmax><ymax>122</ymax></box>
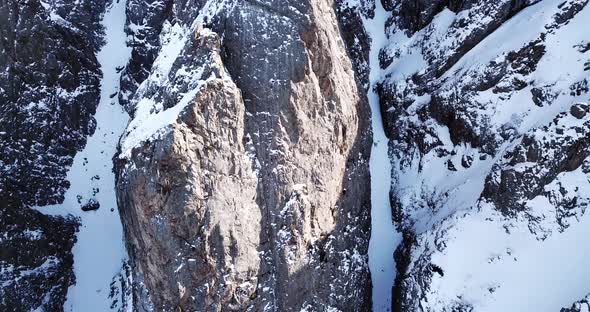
<box><xmin>0</xmin><ymin>0</ymin><xmax>111</xmax><ymax>309</ymax></box>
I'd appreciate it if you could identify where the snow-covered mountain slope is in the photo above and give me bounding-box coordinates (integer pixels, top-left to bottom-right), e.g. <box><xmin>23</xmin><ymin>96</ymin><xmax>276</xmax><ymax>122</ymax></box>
<box><xmin>368</xmin><ymin>0</ymin><xmax>590</xmax><ymax>310</ymax></box>
<box><xmin>362</xmin><ymin>1</ymin><xmax>401</xmax><ymax>311</ymax></box>
<box><xmin>0</xmin><ymin>0</ymin><xmax>111</xmax><ymax>309</ymax></box>
<box><xmin>35</xmin><ymin>1</ymin><xmax>133</xmax><ymax>311</ymax></box>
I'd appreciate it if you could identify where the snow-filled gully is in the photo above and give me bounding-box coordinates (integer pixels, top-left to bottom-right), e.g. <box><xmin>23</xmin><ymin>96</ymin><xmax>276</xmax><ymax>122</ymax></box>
<box><xmin>34</xmin><ymin>1</ymin><xmax>132</xmax><ymax>311</ymax></box>
<box><xmin>364</xmin><ymin>2</ymin><xmax>403</xmax><ymax>312</ymax></box>
<box><xmin>30</xmin><ymin>0</ymin><xmax>401</xmax><ymax>310</ymax></box>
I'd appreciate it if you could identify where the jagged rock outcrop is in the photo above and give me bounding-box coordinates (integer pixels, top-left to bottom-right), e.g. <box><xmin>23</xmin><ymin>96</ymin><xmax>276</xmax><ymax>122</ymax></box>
<box><xmin>118</xmin><ymin>0</ymin><xmax>175</xmax><ymax>110</ymax></box>
<box><xmin>482</xmin><ymin>104</ymin><xmax>590</xmax><ymax>219</ymax></box>
<box><xmin>370</xmin><ymin>0</ymin><xmax>590</xmax><ymax>310</ymax></box>
<box><xmin>117</xmin><ymin>29</ymin><xmax>263</xmax><ymax>311</ymax></box>
<box><xmin>118</xmin><ymin>0</ymin><xmax>215</xmax><ymax>112</ymax></box>
<box><xmin>115</xmin><ymin>0</ymin><xmax>372</xmax><ymax>310</ymax></box>
<box><xmin>562</xmin><ymin>294</ymin><xmax>590</xmax><ymax>312</ymax></box>
<box><xmin>0</xmin><ymin>200</ymin><xmax>79</xmax><ymax>311</ymax></box>
<box><xmin>0</xmin><ymin>0</ymin><xmax>107</xmax><ymax>207</ymax></box>
<box><xmin>334</xmin><ymin>0</ymin><xmax>374</xmax><ymax>87</ymax></box>
<box><xmin>0</xmin><ymin>0</ymin><xmax>109</xmax><ymax>309</ymax></box>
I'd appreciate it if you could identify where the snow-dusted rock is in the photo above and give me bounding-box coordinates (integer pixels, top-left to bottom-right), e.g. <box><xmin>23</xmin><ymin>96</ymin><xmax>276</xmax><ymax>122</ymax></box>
<box><xmin>371</xmin><ymin>0</ymin><xmax>590</xmax><ymax>310</ymax></box>
<box><xmin>0</xmin><ymin>0</ymin><xmax>107</xmax><ymax>207</ymax></box>
<box><xmin>115</xmin><ymin>0</ymin><xmax>373</xmax><ymax>310</ymax></box>
<box><xmin>4</xmin><ymin>0</ymin><xmax>590</xmax><ymax>310</ymax></box>
<box><xmin>0</xmin><ymin>0</ymin><xmax>110</xmax><ymax>309</ymax></box>
<box><xmin>563</xmin><ymin>294</ymin><xmax>590</xmax><ymax>312</ymax></box>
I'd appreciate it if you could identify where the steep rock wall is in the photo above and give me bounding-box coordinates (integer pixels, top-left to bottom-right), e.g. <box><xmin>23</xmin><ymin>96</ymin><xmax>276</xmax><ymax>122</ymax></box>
<box><xmin>115</xmin><ymin>0</ymin><xmax>373</xmax><ymax>310</ymax></box>
<box><xmin>0</xmin><ymin>0</ymin><xmax>108</xmax><ymax>309</ymax></box>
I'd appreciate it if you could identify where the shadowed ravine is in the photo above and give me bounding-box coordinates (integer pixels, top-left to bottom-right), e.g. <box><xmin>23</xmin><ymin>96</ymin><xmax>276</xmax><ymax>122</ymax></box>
<box><xmin>34</xmin><ymin>1</ymin><xmax>132</xmax><ymax>310</ymax></box>
<box><xmin>364</xmin><ymin>2</ymin><xmax>402</xmax><ymax>311</ymax></box>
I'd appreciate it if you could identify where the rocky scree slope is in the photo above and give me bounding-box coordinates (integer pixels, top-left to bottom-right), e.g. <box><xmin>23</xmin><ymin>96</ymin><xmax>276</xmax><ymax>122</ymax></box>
<box><xmin>361</xmin><ymin>0</ymin><xmax>590</xmax><ymax>310</ymax></box>
<box><xmin>114</xmin><ymin>0</ymin><xmax>373</xmax><ymax>311</ymax></box>
<box><xmin>0</xmin><ymin>0</ymin><xmax>109</xmax><ymax>310</ymax></box>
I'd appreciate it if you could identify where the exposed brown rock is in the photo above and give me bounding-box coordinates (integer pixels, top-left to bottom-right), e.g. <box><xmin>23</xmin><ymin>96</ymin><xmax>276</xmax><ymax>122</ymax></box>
<box><xmin>116</xmin><ymin>0</ymin><xmax>372</xmax><ymax>310</ymax></box>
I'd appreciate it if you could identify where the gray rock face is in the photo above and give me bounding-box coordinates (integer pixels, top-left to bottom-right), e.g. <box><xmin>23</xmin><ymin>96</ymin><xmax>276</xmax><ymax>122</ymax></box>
<box><xmin>117</xmin><ymin>30</ymin><xmax>262</xmax><ymax>310</ymax></box>
<box><xmin>118</xmin><ymin>0</ymin><xmax>174</xmax><ymax>111</ymax></box>
<box><xmin>371</xmin><ymin>0</ymin><xmax>590</xmax><ymax>310</ymax></box>
<box><xmin>115</xmin><ymin>0</ymin><xmax>372</xmax><ymax>310</ymax></box>
<box><xmin>0</xmin><ymin>0</ymin><xmax>108</xmax><ymax>309</ymax></box>
<box><xmin>0</xmin><ymin>200</ymin><xmax>79</xmax><ymax>311</ymax></box>
<box><xmin>0</xmin><ymin>0</ymin><xmax>106</xmax><ymax>207</ymax></box>
<box><xmin>334</xmin><ymin>0</ymin><xmax>373</xmax><ymax>87</ymax></box>
<box><xmin>119</xmin><ymin>80</ymin><xmax>261</xmax><ymax>311</ymax></box>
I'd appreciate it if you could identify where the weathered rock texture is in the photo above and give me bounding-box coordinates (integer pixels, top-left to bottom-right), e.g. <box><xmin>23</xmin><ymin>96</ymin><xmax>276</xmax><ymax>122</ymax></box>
<box><xmin>118</xmin><ymin>0</ymin><xmax>175</xmax><ymax>110</ymax></box>
<box><xmin>0</xmin><ymin>0</ymin><xmax>106</xmax><ymax>207</ymax></box>
<box><xmin>8</xmin><ymin>0</ymin><xmax>590</xmax><ymax>310</ymax></box>
<box><xmin>0</xmin><ymin>199</ymin><xmax>79</xmax><ymax>311</ymax></box>
<box><xmin>370</xmin><ymin>0</ymin><xmax>590</xmax><ymax>310</ymax></box>
<box><xmin>0</xmin><ymin>0</ymin><xmax>108</xmax><ymax>309</ymax></box>
<box><xmin>115</xmin><ymin>0</ymin><xmax>372</xmax><ymax>311</ymax></box>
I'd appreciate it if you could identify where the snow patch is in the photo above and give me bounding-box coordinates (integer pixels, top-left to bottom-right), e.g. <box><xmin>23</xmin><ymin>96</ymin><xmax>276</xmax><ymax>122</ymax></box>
<box><xmin>363</xmin><ymin>1</ymin><xmax>403</xmax><ymax>311</ymax></box>
<box><xmin>33</xmin><ymin>1</ymin><xmax>133</xmax><ymax>311</ymax></box>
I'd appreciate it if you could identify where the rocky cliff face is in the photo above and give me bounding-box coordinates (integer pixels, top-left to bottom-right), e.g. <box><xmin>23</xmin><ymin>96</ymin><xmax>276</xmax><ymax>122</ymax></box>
<box><xmin>115</xmin><ymin>0</ymin><xmax>372</xmax><ymax>310</ymax></box>
<box><xmin>0</xmin><ymin>0</ymin><xmax>107</xmax><ymax>309</ymax></box>
<box><xmin>0</xmin><ymin>0</ymin><xmax>107</xmax><ymax>207</ymax></box>
<box><xmin>3</xmin><ymin>0</ymin><xmax>590</xmax><ymax>311</ymax></box>
<box><xmin>368</xmin><ymin>0</ymin><xmax>590</xmax><ymax>310</ymax></box>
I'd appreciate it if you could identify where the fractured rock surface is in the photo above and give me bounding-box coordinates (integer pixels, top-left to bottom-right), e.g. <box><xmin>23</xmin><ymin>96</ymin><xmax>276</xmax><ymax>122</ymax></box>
<box><xmin>0</xmin><ymin>0</ymin><xmax>109</xmax><ymax>309</ymax></box>
<box><xmin>368</xmin><ymin>0</ymin><xmax>590</xmax><ymax>310</ymax></box>
<box><xmin>115</xmin><ymin>0</ymin><xmax>373</xmax><ymax>310</ymax></box>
